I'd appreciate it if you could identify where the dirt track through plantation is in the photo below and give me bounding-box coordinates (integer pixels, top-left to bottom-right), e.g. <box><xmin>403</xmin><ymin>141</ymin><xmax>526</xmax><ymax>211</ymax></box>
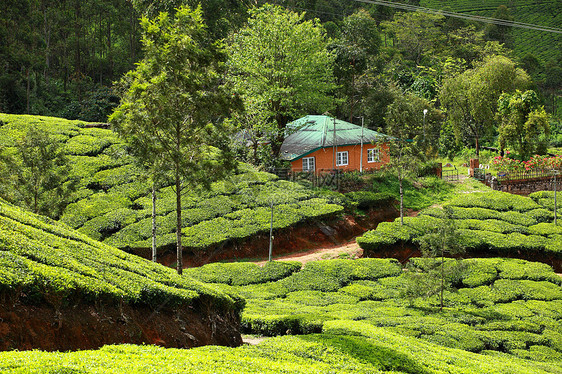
<box><xmin>256</xmin><ymin>239</ymin><xmax>363</xmax><ymax>265</ymax></box>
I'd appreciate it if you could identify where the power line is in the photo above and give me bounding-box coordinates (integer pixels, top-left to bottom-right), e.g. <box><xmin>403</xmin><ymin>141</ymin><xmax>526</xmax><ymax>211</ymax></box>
<box><xmin>352</xmin><ymin>0</ymin><xmax>562</xmax><ymax>34</ymax></box>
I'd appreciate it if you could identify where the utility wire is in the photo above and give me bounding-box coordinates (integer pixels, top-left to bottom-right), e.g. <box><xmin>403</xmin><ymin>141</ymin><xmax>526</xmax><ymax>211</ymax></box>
<box><xmin>352</xmin><ymin>0</ymin><xmax>562</xmax><ymax>34</ymax></box>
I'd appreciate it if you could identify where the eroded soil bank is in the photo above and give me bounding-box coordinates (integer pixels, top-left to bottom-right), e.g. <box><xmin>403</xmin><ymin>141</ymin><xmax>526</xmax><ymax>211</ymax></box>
<box><xmin>142</xmin><ymin>205</ymin><xmax>400</xmax><ymax>267</ymax></box>
<box><xmin>0</xmin><ymin>297</ymin><xmax>242</xmax><ymax>351</ymax></box>
<box><xmin>364</xmin><ymin>246</ymin><xmax>562</xmax><ymax>273</ymax></box>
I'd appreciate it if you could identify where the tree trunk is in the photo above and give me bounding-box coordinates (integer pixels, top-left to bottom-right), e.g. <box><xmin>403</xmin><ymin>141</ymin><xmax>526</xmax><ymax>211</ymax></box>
<box><xmin>475</xmin><ymin>135</ymin><xmax>480</xmax><ymax>157</ymax></box>
<box><xmin>42</xmin><ymin>4</ymin><xmax>51</xmax><ymax>82</ymax></box>
<box><xmin>73</xmin><ymin>0</ymin><xmax>82</xmax><ymax>101</ymax></box>
<box><xmin>26</xmin><ymin>68</ymin><xmax>31</xmax><ymax>114</ymax></box>
<box><xmin>398</xmin><ymin>172</ymin><xmax>404</xmax><ymax>226</ymax></box>
<box><xmin>107</xmin><ymin>15</ymin><xmax>112</xmax><ymax>82</ymax></box>
<box><xmin>175</xmin><ymin>167</ymin><xmax>183</xmax><ymax>275</ymax></box>
<box><xmin>151</xmin><ymin>183</ymin><xmax>157</xmax><ymax>262</ymax></box>
<box><xmin>440</xmin><ymin>249</ymin><xmax>444</xmax><ymax>312</ymax></box>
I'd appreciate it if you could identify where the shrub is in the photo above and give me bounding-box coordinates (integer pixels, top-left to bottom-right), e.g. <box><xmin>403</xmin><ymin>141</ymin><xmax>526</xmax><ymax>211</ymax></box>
<box><xmin>345</xmin><ymin>191</ymin><xmax>394</xmax><ymax>210</ymax></box>
<box><xmin>185</xmin><ymin>261</ymin><xmax>301</xmax><ymax>286</ymax></box>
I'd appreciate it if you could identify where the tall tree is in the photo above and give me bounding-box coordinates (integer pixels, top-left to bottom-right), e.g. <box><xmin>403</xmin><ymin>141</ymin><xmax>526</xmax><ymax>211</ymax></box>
<box><xmin>497</xmin><ymin>90</ymin><xmax>550</xmax><ymax>159</ymax></box>
<box><xmin>333</xmin><ymin>9</ymin><xmax>381</xmax><ymax>122</ymax></box>
<box><xmin>384</xmin><ymin>91</ymin><xmax>443</xmax><ymax>224</ymax></box>
<box><xmin>440</xmin><ymin>55</ymin><xmax>531</xmax><ymax>156</ymax></box>
<box><xmin>110</xmin><ymin>5</ymin><xmax>239</xmax><ymax>274</ymax></box>
<box><xmin>226</xmin><ymin>4</ymin><xmax>337</xmax><ymax>157</ymax></box>
<box><xmin>381</xmin><ymin>11</ymin><xmax>446</xmax><ymax>66</ymax></box>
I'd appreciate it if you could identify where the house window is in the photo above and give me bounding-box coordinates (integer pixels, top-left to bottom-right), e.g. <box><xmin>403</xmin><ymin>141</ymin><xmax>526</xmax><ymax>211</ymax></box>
<box><xmin>302</xmin><ymin>157</ymin><xmax>315</xmax><ymax>171</ymax></box>
<box><xmin>367</xmin><ymin>148</ymin><xmax>380</xmax><ymax>163</ymax></box>
<box><xmin>336</xmin><ymin>151</ymin><xmax>348</xmax><ymax>166</ymax></box>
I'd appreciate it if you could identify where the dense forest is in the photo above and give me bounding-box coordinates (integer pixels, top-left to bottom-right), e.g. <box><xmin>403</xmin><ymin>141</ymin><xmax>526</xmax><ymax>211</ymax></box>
<box><xmin>1</xmin><ymin>0</ymin><xmax>560</xmax><ymax>153</ymax></box>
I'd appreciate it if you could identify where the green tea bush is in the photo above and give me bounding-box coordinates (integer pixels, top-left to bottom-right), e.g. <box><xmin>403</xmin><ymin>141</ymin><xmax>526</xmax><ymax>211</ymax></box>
<box><xmin>528</xmin><ymin>223</ymin><xmax>562</xmax><ymax>236</ymax></box>
<box><xmin>1</xmin><ymin>114</ymin><xmax>346</xmax><ymax>251</ymax></box>
<box><xmin>278</xmin><ymin>259</ymin><xmax>402</xmax><ymax>293</ymax></box>
<box><xmin>344</xmin><ymin>191</ymin><xmax>394</xmax><ymax>210</ymax></box>
<box><xmin>61</xmin><ymin>193</ymin><xmax>132</xmax><ymax>229</ymax></box>
<box><xmin>284</xmin><ymin>290</ymin><xmax>359</xmax><ymax>306</ymax></box>
<box><xmin>64</xmin><ymin>134</ymin><xmax>113</xmax><ymax>156</ymax></box>
<box><xmin>234</xmin><ymin>256</ymin><xmax>562</xmax><ymax>365</ymax></box>
<box><xmin>185</xmin><ymin>261</ymin><xmax>301</xmax><ymax>286</ymax></box>
<box><xmin>526</xmin><ymin>209</ymin><xmax>554</xmax><ymax>223</ymax></box>
<box><xmin>460</xmin><ymin>259</ymin><xmax>500</xmax><ymax>287</ymax></box>
<box><xmin>0</xmin><ymin>199</ymin><xmax>242</xmax><ymax>311</ymax></box>
<box><xmin>359</xmin><ymin>191</ymin><xmax>562</xmax><ymax>258</ymax></box>
<box><xmin>77</xmin><ymin>208</ymin><xmax>139</xmax><ymax>241</ymax></box>
<box><xmin>447</xmin><ymin>192</ymin><xmax>541</xmax><ymax>212</ymax></box>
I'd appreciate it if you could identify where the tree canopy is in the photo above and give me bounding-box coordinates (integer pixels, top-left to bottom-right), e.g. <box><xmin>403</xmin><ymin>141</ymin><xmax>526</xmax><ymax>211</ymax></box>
<box><xmin>226</xmin><ymin>4</ymin><xmax>337</xmax><ymax>156</ymax></box>
<box><xmin>497</xmin><ymin>90</ymin><xmax>550</xmax><ymax>159</ymax></box>
<box><xmin>439</xmin><ymin>55</ymin><xmax>531</xmax><ymax>156</ymax></box>
<box><xmin>110</xmin><ymin>5</ymin><xmax>239</xmax><ymax>274</ymax></box>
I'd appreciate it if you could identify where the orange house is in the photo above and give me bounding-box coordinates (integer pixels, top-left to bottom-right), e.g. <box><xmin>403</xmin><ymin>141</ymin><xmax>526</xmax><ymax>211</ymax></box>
<box><xmin>280</xmin><ymin>115</ymin><xmax>390</xmax><ymax>172</ymax></box>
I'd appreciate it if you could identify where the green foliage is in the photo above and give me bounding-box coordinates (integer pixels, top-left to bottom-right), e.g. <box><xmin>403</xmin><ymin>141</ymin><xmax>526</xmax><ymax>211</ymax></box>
<box><xmin>358</xmin><ymin>191</ymin><xmax>562</xmax><ymax>256</ymax></box>
<box><xmin>185</xmin><ymin>261</ymin><xmax>301</xmax><ymax>286</ymax></box>
<box><xmin>226</xmin><ymin>4</ymin><xmax>337</xmax><ymax>156</ymax></box>
<box><xmin>2</xmin><ymin>252</ymin><xmax>562</xmax><ymax>372</ymax></box>
<box><xmin>110</xmin><ymin>5</ymin><xmax>241</xmax><ymax>273</ymax></box>
<box><xmin>498</xmin><ymin>90</ymin><xmax>550</xmax><ymax>158</ymax></box>
<box><xmin>1</xmin><ymin>112</ymin><xmax>346</xmax><ymax>254</ymax></box>
<box><xmin>230</xmin><ymin>256</ymin><xmax>562</xmax><ymax>370</ymax></box>
<box><xmin>0</xmin><ymin>198</ymin><xmax>241</xmax><ymax>311</ymax></box>
<box><xmin>440</xmin><ymin>55</ymin><xmax>531</xmax><ymax>155</ymax></box>
<box><xmin>0</xmin><ymin>125</ymin><xmax>76</xmax><ymax>219</ymax></box>
<box><xmin>343</xmin><ymin>191</ymin><xmax>394</xmax><ymax>210</ymax></box>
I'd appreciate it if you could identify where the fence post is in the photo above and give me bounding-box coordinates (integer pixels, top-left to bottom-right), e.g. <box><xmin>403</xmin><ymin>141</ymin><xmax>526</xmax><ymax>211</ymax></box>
<box><xmin>554</xmin><ymin>170</ymin><xmax>559</xmax><ymax>226</ymax></box>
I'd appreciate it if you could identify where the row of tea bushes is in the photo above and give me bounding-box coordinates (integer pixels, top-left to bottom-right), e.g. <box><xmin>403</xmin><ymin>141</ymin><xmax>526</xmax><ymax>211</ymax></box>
<box><xmin>201</xmin><ymin>257</ymin><xmax>562</xmax><ymax>365</ymax></box>
<box><xmin>356</xmin><ymin>191</ymin><xmax>562</xmax><ymax>256</ymax></box>
<box><xmin>0</xmin><ymin>114</ymin><xmax>347</xmax><ymax>251</ymax></box>
<box><xmin>185</xmin><ymin>261</ymin><xmax>302</xmax><ymax>286</ymax></box>
<box><xmin>0</xmin><ymin>198</ymin><xmax>241</xmax><ymax>310</ymax></box>
<box><xmin>4</xmin><ymin>329</ymin><xmax>559</xmax><ymax>374</ymax></box>
<box><xmin>64</xmin><ymin>162</ymin><xmax>344</xmax><ymax>251</ymax></box>
<box><xmin>102</xmin><ymin>198</ymin><xmax>344</xmax><ymax>250</ymax></box>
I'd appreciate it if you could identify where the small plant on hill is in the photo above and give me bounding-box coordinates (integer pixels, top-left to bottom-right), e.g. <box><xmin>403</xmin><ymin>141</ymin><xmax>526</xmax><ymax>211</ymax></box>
<box><xmin>0</xmin><ymin>126</ymin><xmax>76</xmax><ymax>219</ymax></box>
<box><xmin>415</xmin><ymin>207</ymin><xmax>466</xmax><ymax>311</ymax></box>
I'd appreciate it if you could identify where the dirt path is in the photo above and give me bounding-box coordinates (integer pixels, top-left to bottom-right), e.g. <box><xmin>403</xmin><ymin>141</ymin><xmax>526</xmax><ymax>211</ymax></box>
<box><xmin>255</xmin><ymin>239</ymin><xmax>363</xmax><ymax>266</ymax></box>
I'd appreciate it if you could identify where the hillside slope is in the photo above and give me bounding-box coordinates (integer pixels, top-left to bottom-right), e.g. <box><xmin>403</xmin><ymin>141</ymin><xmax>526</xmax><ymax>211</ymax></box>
<box><xmin>0</xmin><ymin>198</ymin><xmax>243</xmax><ymax>351</ymax></box>
<box><xmin>0</xmin><ymin>113</ymin><xmax>344</xmax><ymax>261</ymax></box>
<box><xmin>420</xmin><ymin>0</ymin><xmax>561</xmax><ymax>65</ymax></box>
<box><xmin>2</xmin><ymin>258</ymin><xmax>561</xmax><ymax>373</ymax></box>
<box><xmin>357</xmin><ymin>190</ymin><xmax>562</xmax><ymax>270</ymax></box>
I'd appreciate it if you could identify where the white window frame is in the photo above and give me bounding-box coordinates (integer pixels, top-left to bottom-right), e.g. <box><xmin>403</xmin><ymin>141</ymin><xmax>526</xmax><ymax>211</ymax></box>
<box><xmin>302</xmin><ymin>156</ymin><xmax>315</xmax><ymax>171</ymax></box>
<box><xmin>367</xmin><ymin>148</ymin><xmax>380</xmax><ymax>163</ymax></box>
<box><xmin>336</xmin><ymin>151</ymin><xmax>348</xmax><ymax>166</ymax></box>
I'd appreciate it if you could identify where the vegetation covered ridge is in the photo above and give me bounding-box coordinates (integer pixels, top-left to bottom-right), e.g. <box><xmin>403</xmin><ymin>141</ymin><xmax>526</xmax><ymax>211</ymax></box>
<box><xmin>357</xmin><ymin>190</ymin><xmax>562</xmax><ymax>260</ymax></box>
<box><xmin>0</xmin><ymin>113</ymin><xmax>345</xmax><ymax>253</ymax></box>
<box><xmin>3</xmin><ymin>258</ymin><xmax>561</xmax><ymax>373</ymax></box>
<box><xmin>204</xmin><ymin>258</ymin><xmax>562</xmax><ymax>366</ymax></box>
<box><xmin>0</xmin><ymin>197</ymin><xmax>241</xmax><ymax>310</ymax></box>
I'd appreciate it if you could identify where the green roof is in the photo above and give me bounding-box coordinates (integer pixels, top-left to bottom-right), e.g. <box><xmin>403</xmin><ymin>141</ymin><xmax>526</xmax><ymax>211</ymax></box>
<box><xmin>280</xmin><ymin>115</ymin><xmax>389</xmax><ymax>161</ymax></box>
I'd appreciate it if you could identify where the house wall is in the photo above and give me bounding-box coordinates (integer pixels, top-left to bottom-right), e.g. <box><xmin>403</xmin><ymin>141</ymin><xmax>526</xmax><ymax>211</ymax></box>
<box><xmin>290</xmin><ymin>143</ymin><xmax>390</xmax><ymax>172</ymax></box>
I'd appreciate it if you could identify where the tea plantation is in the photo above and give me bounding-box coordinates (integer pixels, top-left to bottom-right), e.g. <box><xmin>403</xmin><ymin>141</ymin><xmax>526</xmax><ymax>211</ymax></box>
<box><xmin>0</xmin><ymin>197</ymin><xmax>241</xmax><ymax>311</ymax></box>
<box><xmin>357</xmin><ymin>191</ymin><xmax>562</xmax><ymax>258</ymax></box>
<box><xmin>0</xmin><ymin>114</ymin><xmax>344</xmax><ymax>252</ymax></box>
<box><xmin>2</xmin><ymin>258</ymin><xmax>562</xmax><ymax>373</ymax></box>
<box><xmin>420</xmin><ymin>0</ymin><xmax>561</xmax><ymax>67</ymax></box>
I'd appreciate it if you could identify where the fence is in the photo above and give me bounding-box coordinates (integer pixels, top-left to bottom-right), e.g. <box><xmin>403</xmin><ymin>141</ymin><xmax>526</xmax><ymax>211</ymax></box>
<box><xmin>496</xmin><ymin>169</ymin><xmax>557</xmax><ymax>183</ymax></box>
<box><xmin>268</xmin><ymin>168</ymin><xmax>342</xmax><ymax>189</ymax></box>
<box><xmin>491</xmin><ymin>169</ymin><xmax>560</xmax><ymax>195</ymax></box>
<box><xmin>442</xmin><ymin>167</ymin><xmax>459</xmax><ymax>182</ymax></box>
